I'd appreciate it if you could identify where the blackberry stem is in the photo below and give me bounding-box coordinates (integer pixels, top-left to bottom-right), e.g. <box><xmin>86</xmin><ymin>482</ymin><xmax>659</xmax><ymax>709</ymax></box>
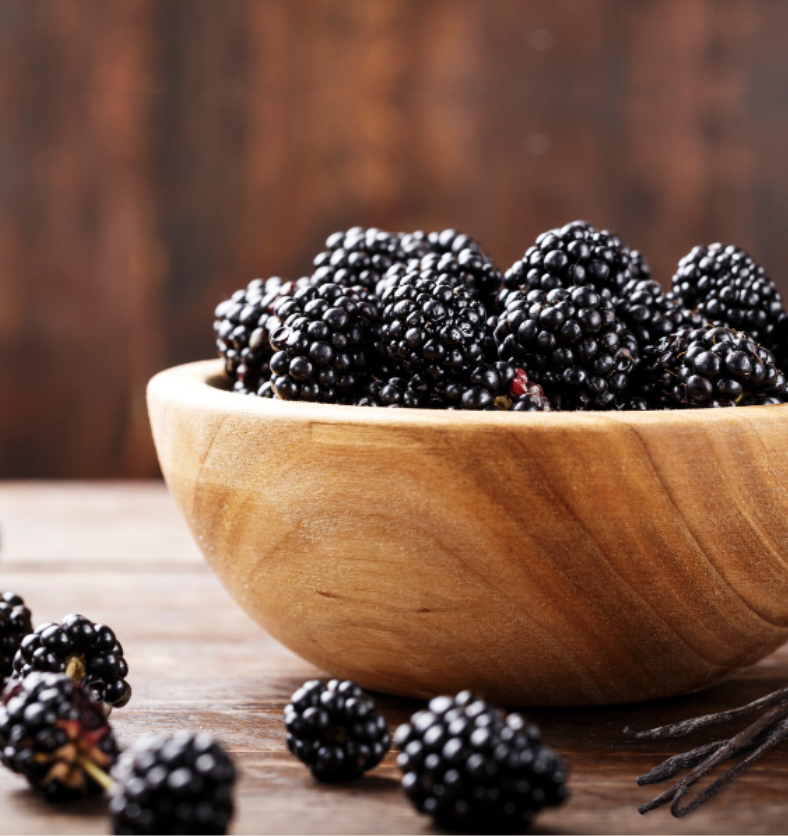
<box><xmin>78</xmin><ymin>756</ymin><xmax>115</xmax><ymax>792</ymax></box>
<box><xmin>65</xmin><ymin>656</ymin><xmax>86</xmax><ymax>682</ymax></box>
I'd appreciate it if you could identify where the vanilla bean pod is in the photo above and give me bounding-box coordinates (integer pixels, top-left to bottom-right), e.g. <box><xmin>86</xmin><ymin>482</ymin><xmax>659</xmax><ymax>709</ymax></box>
<box><xmin>671</xmin><ymin>715</ymin><xmax>788</xmax><ymax>818</ymax></box>
<box><xmin>628</xmin><ymin>697</ymin><xmax>788</xmax><ymax>817</ymax></box>
<box><xmin>624</xmin><ymin>684</ymin><xmax>788</xmax><ymax>741</ymax></box>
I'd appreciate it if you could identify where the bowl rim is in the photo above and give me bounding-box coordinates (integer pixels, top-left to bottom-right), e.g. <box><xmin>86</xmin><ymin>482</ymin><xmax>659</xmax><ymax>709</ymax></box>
<box><xmin>148</xmin><ymin>360</ymin><xmax>788</xmax><ymax>431</ymax></box>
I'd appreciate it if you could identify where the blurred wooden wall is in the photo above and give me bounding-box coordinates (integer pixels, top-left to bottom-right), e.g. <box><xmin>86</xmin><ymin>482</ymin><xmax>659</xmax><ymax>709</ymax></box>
<box><xmin>1</xmin><ymin>0</ymin><xmax>787</xmax><ymax>477</ymax></box>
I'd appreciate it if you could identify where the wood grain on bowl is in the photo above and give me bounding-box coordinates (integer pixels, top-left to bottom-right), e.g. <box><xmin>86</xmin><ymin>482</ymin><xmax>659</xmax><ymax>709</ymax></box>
<box><xmin>148</xmin><ymin>361</ymin><xmax>788</xmax><ymax>707</ymax></box>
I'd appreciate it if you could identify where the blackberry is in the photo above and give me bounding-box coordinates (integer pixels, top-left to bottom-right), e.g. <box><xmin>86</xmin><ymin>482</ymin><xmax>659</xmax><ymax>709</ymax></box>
<box><xmin>495</xmin><ymin>286</ymin><xmax>639</xmax><ymax>410</ymax></box>
<box><xmin>269</xmin><ymin>283</ymin><xmax>378</xmax><ymax>403</ymax></box>
<box><xmin>394</xmin><ymin>230</ymin><xmax>503</xmax><ymax>311</ymax></box>
<box><xmin>671</xmin><ymin>244</ymin><xmax>785</xmax><ymax>349</ymax></box>
<box><xmin>379</xmin><ymin>272</ymin><xmax>495</xmax><ymax>386</ymax></box>
<box><xmin>0</xmin><ymin>592</ymin><xmax>32</xmax><ymax>688</ymax></box>
<box><xmin>355</xmin><ymin>374</ymin><xmax>430</xmax><ymax>408</ymax></box>
<box><xmin>395</xmin><ymin>691</ymin><xmax>567</xmax><ymax>831</ymax></box>
<box><xmin>14</xmin><ymin>614</ymin><xmax>131</xmax><ymax>712</ymax></box>
<box><xmin>0</xmin><ymin>672</ymin><xmax>119</xmax><ymax>802</ymax></box>
<box><xmin>284</xmin><ymin>679</ymin><xmax>390</xmax><ymax>782</ymax></box>
<box><xmin>616</xmin><ymin>279</ymin><xmax>704</xmax><ymax>349</ymax></box>
<box><xmin>629</xmin><ymin>249</ymin><xmax>651</xmax><ymax>281</ymax></box>
<box><xmin>638</xmin><ymin>325</ymin><xmax>787</xmax><ymax>409</ymax></box>
<box><xmin>311</xmin><ymin>227</ymin><xmax>406</xmax><ymax>291</ymax></box>
<box><xmin>214</xmin><ymin>277</ymin><xmax>309</xmax><ymax>395</ymax></box>
<box><xmin>110</xmin><ymin>732</ymin><xmax>236</xmax><ymax>836</ymax></box>
<box><xmin>503</xmin><ymin>220</ymin><xmax>633</xmax><ymax>301</ymax></box>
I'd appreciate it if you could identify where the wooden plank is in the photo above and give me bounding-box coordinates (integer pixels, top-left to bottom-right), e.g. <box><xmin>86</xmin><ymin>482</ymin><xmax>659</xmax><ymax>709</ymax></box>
<box><xmin>1</xmin><ymin>483</ymin><xmax>788</xmax><ymax>833</ymax></box>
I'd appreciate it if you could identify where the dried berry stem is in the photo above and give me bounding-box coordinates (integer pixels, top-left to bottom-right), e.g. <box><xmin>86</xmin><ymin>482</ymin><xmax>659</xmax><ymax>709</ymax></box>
<box><xmin>78</xmin><ymin>756</ymin><xmax>115</xmax><ymax>792</ymax></box>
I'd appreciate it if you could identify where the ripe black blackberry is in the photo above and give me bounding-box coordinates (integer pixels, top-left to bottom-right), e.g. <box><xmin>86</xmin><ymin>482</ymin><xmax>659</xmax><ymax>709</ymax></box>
<box><xmin>0</xmin><ymin>592</ymin><xmax>32</xmax><ymax>687</ymax></box>
<box><xmin>616</xmin><ymin>279</ymin><xmax>704</xmax><ymax>349</ymax></box>
<box><xmin>214</xmin><ymin>277</ymin><xmax>309</xmax><ymax>395</ymax></box>
<box><xmin>638</xmin><ymin>325</ymin><xmax>787</xmax><ymax>408</ymax></box>
<box><xmin>284</xmin><ymin>679</ymin><xmax>390</xmax><ymax>782</ymax></box>
<box><xmin>503</xmin><ymin>220</ymin><xmax>633</xmax><ymax>301</ymax></box>
<box><xmin>14</xmin><ymin>614</ymin><xmax>131</xmax><ymax>711</ymax></box>
<box><xmin>110</xmin><ymin>732</ymin><xmax>236</xmax><ymax>836</ymax></box>
<box><xmin>395</xmin><ymin>691</ymin><xmax>567</xmax><ymax>831</ymax></box>
<box><xmin>355</xmin><ymin>374</ymin><xmax>430</xmax><ymax>408</ymax></box>
<box><xmin>311</xmin><ymin>227</ymin><xmax>406</xmax><ymax>291</ymax></box>
<box><xmin>671</xmin><ymin>244</ymin><xmax>785</xmax><ymax>349</ymax></box>
<box><xmin>400</xmin><ymin>228</ymin><xmax>487</xmax><ymax>260</ymax></box>
<box><xmin>269</xmin><ymin>283</ymin><xmax>378</xmax><ymax>403</ymax></box>
<box><xmin>379</xmin><ymin>272</ymin><xmax>495</xmax><ymax>387</ymax></box>
<box><xmin>629</xmin><ymin>249</ymin><xmax>651</xmax><ymax>281</ymax></box>
<box><xmin>495</xmin><ymin>286</ymin><xmax>639</xmax><ymax>410</ymax></box>
<box><xmin>0</xmin><ymin>672</ymin><xmax>119</xmax><ymax>803</ymax></box>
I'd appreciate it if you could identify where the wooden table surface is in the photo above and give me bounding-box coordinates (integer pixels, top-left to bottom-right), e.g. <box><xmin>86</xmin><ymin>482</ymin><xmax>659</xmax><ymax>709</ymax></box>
<box><xmin>1</xmin><ymin>482</ymin><xmax>787</xmax><ymax>835</ymax></box>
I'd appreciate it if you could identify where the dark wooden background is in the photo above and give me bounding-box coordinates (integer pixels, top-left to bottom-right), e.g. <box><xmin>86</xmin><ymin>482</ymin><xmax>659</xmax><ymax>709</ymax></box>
<box><xmin>2</xmin><ymin>0</ymin><xmax>788</xmax><ymax>477</ymax></box>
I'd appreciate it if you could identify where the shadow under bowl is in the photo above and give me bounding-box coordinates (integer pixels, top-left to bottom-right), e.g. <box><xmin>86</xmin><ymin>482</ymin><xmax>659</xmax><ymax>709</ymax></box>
<box><xmin>148</xmin><ymin>360</ymin><xmax>788</xmax><ymax>707</ymax></box>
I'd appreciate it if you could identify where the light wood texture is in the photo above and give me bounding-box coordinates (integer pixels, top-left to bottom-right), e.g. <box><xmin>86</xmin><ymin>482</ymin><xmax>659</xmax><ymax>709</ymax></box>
<box><xmin>2</xmin><ymin>482</ymin><xmax>788</xmax><ymax>835</ymax></box>
<box><xmin>148</xmin><ymin>361</ymin><xmax>788</xmax><ymax>707</ymax></box>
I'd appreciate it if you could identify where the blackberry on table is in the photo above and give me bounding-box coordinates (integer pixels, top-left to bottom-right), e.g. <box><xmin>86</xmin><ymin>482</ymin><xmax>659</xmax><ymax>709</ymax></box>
<box><xmin>615</xmin><ymin>279</ymin><xmax>704</xmax><ymax>349</ymax></box>
<box><xmin>214</xmin><ymin>277</ymin><xmax>308</xmax><ymax>395</ymax></box>
<box><xmin>495</xmin><ymin>285</ymin><xmax>639</xmax><ymax>410</ymax></box>
<box><xmin>311</xmin><ymin>227</ymin><xmax>406</xmax><ymax>291</ymax></box>
<box><xmin>637</xmin><ymin>324</ymin><xmax>787</xmax><ymax>409</ymax></box>
<box><xmin>395</xmin><ymin>691</ymin><xmax>567</xmax><ymax>831</ymax></box>
<box><xmin>379</xmin><ymin>271</ymin><xmax>495</xmax><ymax>387</ymax></box>
<box><xmin>0</xmin><ymin>672</ymin><xmax>119</xmax><ymax>803</ymax></box>
<box><xmin>671</xmin><ymin>244</ymin><xmax>785</xmax><ymax>349</ymax></box>
<box><xmin>269</xmin><ymin>283</ymin><xmax>378</xmax><ymax>403</ymax></box>
<box><xmin>284</xmin><ymin>679</ymin><xmax>390</xmax><ymax>782</ymax></box>
<box><xmin>503</xmin><ymin>220</ymin><xmax>634</xmax><ymax>301</ymax></box>
<box><xmin>110</xmin><ymin>732</ymin><xmax>236</xmax><ymax>836</ymax></box>
<box><xmin>14</xmin><ymin>614</ymin><xmax>131</xmax><ymax>712</ymax></box>
<box><xmin>0</xmin><ymin>592</ymin><xmax>32</xmax><ymax>688</ymax></box>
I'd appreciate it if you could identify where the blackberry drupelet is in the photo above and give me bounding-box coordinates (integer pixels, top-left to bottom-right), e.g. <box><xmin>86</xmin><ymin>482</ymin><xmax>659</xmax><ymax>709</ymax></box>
<box><xmin>671</xmin><ymin>244</ymin><xmax>785</xmax><ymax>349</ymax></box>
<box><xmin>509</xmin><ymin>368</ymin><xmax>554</xmax><ymax>412</ymax></box>
<box><xmin>379</xmin><ymin>272</ymin><xmax>495</xmax><ymax>386</ymax></box>
<box><xmin>395</xmin><ymin>691</ymin><xmax>567</xmax><ymax>831</ymax></box>
<box><xmin>629</xmin><ymin>249</ymin><xmax>651</xmax><ymax>281</ymax></box>
<box><xmin>0</xmin><ymin>672</ymin><xmax>119</xmax><ymax>802</ymax></box>
<box><xmin>638</xmin><ymin>325</ymin><xmax>787</xmax><ymax>408</ymax></box>
<box><xmin>214</xmin><ymin>277</ymin><xmax>309</xmax><ymax>395</ymax></box>
<box><xmin>0</xmin><ymin>592</ymin><xmax>32</xmax><ymax>687</ymax></box>
<box><xmin>14</xmin><ymin>614</ymin><xmax>131</xmax><ymax>711</ymax></box>
<box><xmin>311</xmin><ymin>227</ymin><xmax>406</xmax><ymax>291</ymax></box>
<box><xmin>495</xmin><ymin>286</ymin><xmax>639</xmax><ymax>410</ymax></box>
<box><xmin>269</xmin><ymin>283</ymin><xmax>378</xmax><ymax>403</ymax></box>
<box><xmin>110</xmin><ymin>732</ymin><xmax>236</xmax><ymax>836</ymax></box>
<box><xmin>284</xmin><ymin>679</ymin><xmax>391</xmax><ymax>782</ymax></box>
<box><xmin>615</xmin><ymin>279</ymin><xmax>704</xmax><ymax>349</ymax></box>
<box><xmin>503</xmin><ymin>220</ymin><xmax>633</xmax><ymax>301</ymax></box>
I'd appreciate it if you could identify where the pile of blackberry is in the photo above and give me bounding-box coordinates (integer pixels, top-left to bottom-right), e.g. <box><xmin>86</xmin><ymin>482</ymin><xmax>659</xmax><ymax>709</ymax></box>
<box><xmin>14</xmin><ymin>614</ymin><xmax>132</xmax><ymax>711</ymax></box>
<box><xmin>284</xmin><ymin>679</ymin><xmax>391</xmax><ymax>782</ymax></box>
<box><xmin>637</xmin><ymin>325</ymin><xmax>787</xmax><ymax>408</ymax></box>
<box><xmin>395</xmin><ymin>691</ymin><xmax>567</xmax><ymax>830</ymax></box>
<box><xmin>110</xmin><ymin>733</ymin><xmax>237</xmax><ymax>835</ymax></box>
<box><xmin>0</xmin><ymin>592</ymin><xmax>32</xmax><ymax>687</ymax></box>
<box><xmin>0</xmin><ymin>672</ymin><xmax>120</xmax><ymax>802</ymax></box>
<box><xmin>214</xmin><ymin>222</ymin><xmax>788</xmax><ymax>412</ymax></box>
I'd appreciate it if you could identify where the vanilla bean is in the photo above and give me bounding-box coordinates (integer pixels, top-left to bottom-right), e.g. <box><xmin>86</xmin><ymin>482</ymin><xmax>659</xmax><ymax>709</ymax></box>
<box><xmin>637</xmin><ymin>702</ymin><xmax>788</xmax><ymax>815</ymax></box>
<box><xmin>636</xmin><ymin>740</ymin><xmax>727</xmax><ymax>786</ymax></box>
<box><xmin>624</xmin><ymin>685</ymin><xmax>788</xmax><ymax>741</ymax></box>
<box><xmin>672</xmin><ymin>715</ymin><xmax>788</xmax><ymax>817</ymax></box>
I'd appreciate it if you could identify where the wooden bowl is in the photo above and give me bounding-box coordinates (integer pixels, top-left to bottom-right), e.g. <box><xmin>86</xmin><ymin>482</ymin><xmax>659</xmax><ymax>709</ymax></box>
<box><xmin>148</xmin><ymin>360</ymin><xmax>788</xmax><ymax>707</ymax></box>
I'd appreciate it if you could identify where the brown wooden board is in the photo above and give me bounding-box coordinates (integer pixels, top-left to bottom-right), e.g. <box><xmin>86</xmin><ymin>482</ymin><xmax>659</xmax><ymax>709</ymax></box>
<box><xmin>1</xmin><ymin>483</ymin><xmax>788</xmax><ymax>834</ymax></box>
